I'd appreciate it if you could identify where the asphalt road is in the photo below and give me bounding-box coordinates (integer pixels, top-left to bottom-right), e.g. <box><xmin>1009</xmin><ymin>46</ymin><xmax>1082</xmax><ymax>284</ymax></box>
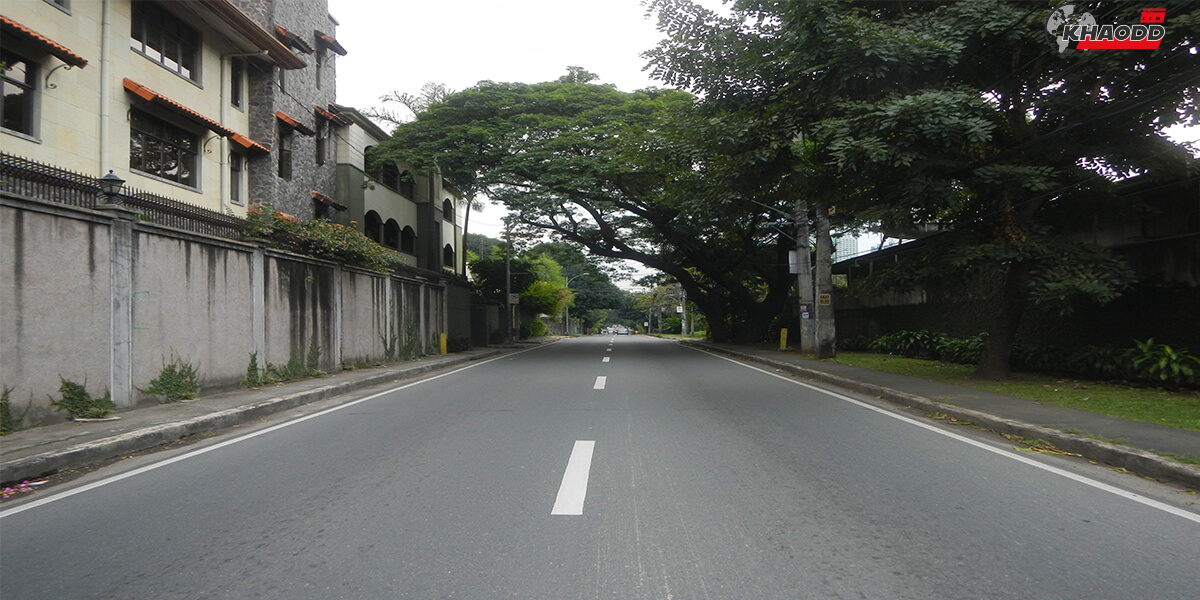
<box><xmin>2</xmin><ymin>336</ymin><xmax>1198</xmax><ymax>599</ymax></box>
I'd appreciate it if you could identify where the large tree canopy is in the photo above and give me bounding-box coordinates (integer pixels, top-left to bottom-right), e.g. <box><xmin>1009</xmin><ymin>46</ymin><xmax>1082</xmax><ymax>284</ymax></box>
<box><xmin>374</xmin><ymin>76</ymin><xmax>800</xmax><ymax>343</ymax></box>
<box><xmin>646</xmin><ymin>0</ymin><xmax>1200</xmax><ymax>377</ymax></box>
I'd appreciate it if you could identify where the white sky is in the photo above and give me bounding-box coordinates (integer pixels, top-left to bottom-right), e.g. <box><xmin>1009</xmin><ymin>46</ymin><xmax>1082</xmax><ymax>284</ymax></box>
<box><xmin>330</xmin><ymin>0</ymin><xmax>691</xmax><ymax>240</ymax></box>
<box><xmin>329</xmin><ymin>0</ymin><xmax>1198</xmax><ymax>244</ymax></box>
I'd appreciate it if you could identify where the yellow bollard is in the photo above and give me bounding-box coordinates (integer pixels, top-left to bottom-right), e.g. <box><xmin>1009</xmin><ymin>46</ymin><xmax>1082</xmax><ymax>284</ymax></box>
<box><xmin>439</xmin><ymin>333</ymin><xmax>448</xmax><ymax>355</ymax></box>
<box><xmin>780</xmin><ymin>328</ymin><xmax>788</xmax><ymax>351</ymax></box>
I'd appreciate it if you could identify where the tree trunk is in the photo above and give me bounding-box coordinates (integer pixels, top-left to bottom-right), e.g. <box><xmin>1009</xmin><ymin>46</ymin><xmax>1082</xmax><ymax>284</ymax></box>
<box><xmin>973</xmin><ymin>262</ymin><xmax>1030</xmax><ymax>380</ymax></box>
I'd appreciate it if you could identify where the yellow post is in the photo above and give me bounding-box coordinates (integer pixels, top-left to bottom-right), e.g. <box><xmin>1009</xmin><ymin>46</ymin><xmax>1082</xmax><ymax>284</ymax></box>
<box><xmin>780</xmin><ymin>328</ymin><xmax>788</xmax><ymax>351</ymax></box>
<box><xmin>439</xmin><ymin>333</ymin><xmax>448</xmax><ymax>355</ymax></box>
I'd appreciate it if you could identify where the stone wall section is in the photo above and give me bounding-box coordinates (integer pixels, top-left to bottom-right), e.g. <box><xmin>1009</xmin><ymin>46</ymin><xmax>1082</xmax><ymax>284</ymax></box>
<box><xmin>235</xmin><ymin>0</ymin><xmax>341</xmax><ymax>220</ymax></box>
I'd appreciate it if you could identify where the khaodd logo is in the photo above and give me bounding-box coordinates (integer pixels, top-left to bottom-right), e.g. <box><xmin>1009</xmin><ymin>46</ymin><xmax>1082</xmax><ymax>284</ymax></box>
<box><xmin>1046</xmin><ymin>5</ymin><xmax>1166</xmax><ymax>53</ymax></box>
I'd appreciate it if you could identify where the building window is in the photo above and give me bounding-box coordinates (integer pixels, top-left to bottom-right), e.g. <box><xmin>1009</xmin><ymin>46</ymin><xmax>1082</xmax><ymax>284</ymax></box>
<box><xmin>401</xmin><ymin>226</ymin><xmax>416</xmax><ymax>254</ymax></box>
<box><xmin>384</xmin><ymin>219</ymin><xmax>401</xmax><ymax>250</ymax></box>
<box><xmin>315</xmin><ymin>120</ymin><xmax>327</xmax><ymax>165</ymax></box>
<box><xmin>442</xmin><ymin>199</ymin><xmax>454</xmax><ymax>223</ymax></box>
<box><xmin>130</xmin><ymin>109</ymin><xmax>198</xmax><ymax>187</ymax></box>
<box><xmin>278</xmin><ymin>123</ymin><xmax>293</xmax><ymax>179</ymax></box>
<box><xmin>315</xmin><ymin>49</ymin><xmax>324</xmax><ymax>90</ymax></box>
<box><xmin>1</xmin><ymin>48</ymin><xmax>37</xmax><ymax>137</ymax></box>
<box><xmin>230</xmin><ymin>57</ymin><xmax>243</xmax><ymax>109</ymax></box>
<box><xmin>443</xmin><ymin>244</ymin><xmax>455</xmax><ymax>268</ymax></box>
<box><xmin>229</xmin><ymin>153</ymin><xmax>243</xmax><ymax>205</ymax></box>
<box><xmin>398</xmin><ymin>170</ymin><xmax>415</xmax><ymax>199</ymax></box>
<box><xmin>278</xmin><ymin>67</ymin><xmax>285</xmax><ymax>94</ymax></box>
<box><xmin>364</xmin><ymin>211</ymin><xmax>383</xmax><ymax>243</ymax></box>
<box><xmin>130</xmin><ymin>1</ymin><xmax>200</xmax><ymax>82</ymax></box>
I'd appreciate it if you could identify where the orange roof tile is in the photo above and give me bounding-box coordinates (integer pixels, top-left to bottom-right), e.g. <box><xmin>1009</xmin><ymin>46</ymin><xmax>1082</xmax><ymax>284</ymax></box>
<box><xmin>314</xmin><ymin>30</ymin><xmax>347</xmax><ymax>56</ymax></box>
<box><xmin>1</xmin><ymin>15</ymin><xmax>88</xmax><ymax>68</ymax></box>
<box><xmin>276</xmin><ymin>111</ymin><xmax>316</xmax><ymax>136</ymax></box>
<box><xmin>274</xmin><ymin>24</ymin><xmax>314</xmax><ymax>54</ymax></box>
<box><xmin>123</xmin><ymin>79</ymin><xmax>234</xmax><ymax>137</ymax></box>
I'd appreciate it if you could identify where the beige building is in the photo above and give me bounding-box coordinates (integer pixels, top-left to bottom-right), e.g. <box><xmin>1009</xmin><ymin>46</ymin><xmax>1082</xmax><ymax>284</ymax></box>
<box><xmin>332</xmin><ymin>105</ymin><xmax>466</xmax><ymax>276</ymax></box>
<box><xmin>3</xmin><ymin>0</ymin><xmax>306</xmax><ymax>216</ymax></box>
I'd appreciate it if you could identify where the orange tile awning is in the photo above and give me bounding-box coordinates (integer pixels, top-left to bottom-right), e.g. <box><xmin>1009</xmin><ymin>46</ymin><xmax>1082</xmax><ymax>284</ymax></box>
<box><xmin>124</xmin><ymin>79</ymin><xmax>234</xmax><ymax>137</ymax></box>
<box><xmin>276</xmin><ymin>111</ymin><xmax>316</xmax><ymax>136</ymax></box>
<box><xmin>274</xmin><ymin>24</ymin><xmax>314</xmax><ymax>54</ymax></box>
<box><xmin>312</xmin><ymin>191</ymin><xmax>347</xmax><ymax>211</ymax></box>
<box><xmin>314</xmin><ymin>30</ymin><xmax>347</xmax><ymax>56</ymax></box>
<box><xmin>1</xmin><ymin>15</ymin><xmax>88</xmax><ymax>68</ymax></box>
<box><xmin>314</xmin><ymin>104</ymin><xmax>352</xmax><ymax>126</ymax></box>
<box><xmin>231</xmin><ymin>133</ymin><xmax>270</xmax><ymax>155</ymax></box>
<box><xmin>124</xmin><ymin>79</ymin><xmax>264</xmax><ymax>150</ymax></box>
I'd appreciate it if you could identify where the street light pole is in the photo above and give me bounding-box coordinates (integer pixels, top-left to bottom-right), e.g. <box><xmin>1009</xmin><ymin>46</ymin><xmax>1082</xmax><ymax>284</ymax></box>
<box><xmin>564</xmin><ymin>273</ymin><xmax>587</xmax><ymax>335</ymax></box>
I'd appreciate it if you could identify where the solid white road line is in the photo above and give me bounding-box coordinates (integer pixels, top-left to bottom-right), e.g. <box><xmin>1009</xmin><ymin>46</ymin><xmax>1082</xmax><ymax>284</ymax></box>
<box><xmin>594</xmin><ymin>376</ymin><xmax>607</xmax><ymax>390</ymax></box>
<box><xmin>690</xmin><ymin>346</ymin><xmax>1200</xmax><ymax>525</ymax></box>
<box><xmin>0</xmin><ymin>347</ymin><xmax>544</xmax><ymax>519</ymax></box>
<box><xmin>551</xmin><ymin>440</ymin><xmax>596</xmax><ymax>515</ymax></box>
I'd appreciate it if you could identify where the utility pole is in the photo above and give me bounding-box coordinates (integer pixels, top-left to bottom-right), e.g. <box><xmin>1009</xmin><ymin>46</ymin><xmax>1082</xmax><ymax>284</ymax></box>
<box><xmin>504</xmin><ymin>219</ymin><xmax>514</xmax><ymax>345</ymax></box>
<box><xmin>795</xmin><ymin>198</ymin><xmax>815</xmax><ymax>353</ymax></box>
<box><xmin>814</xmin><ymin>202</ymin><xmax>836</xmax><ymax>358</ymax></box>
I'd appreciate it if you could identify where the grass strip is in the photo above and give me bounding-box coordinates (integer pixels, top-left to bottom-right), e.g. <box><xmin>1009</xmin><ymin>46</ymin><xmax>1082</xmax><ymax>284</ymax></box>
<box><xmin>830</xmin><ymin>353</ymin><xmax>1200</xmax><ymax>432</ymax></box>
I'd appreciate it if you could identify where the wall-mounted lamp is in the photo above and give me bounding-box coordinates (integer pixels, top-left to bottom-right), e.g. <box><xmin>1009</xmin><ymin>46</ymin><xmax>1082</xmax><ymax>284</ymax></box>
<box><xmin>98</xmin><ymin>170</ymin><xmax>125</xmax><ymax>204</ymax></box>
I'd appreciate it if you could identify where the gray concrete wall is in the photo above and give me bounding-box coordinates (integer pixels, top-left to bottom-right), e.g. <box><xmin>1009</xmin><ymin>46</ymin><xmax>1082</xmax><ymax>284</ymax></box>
<box><xmin>2</xmin><ymin>201</ymin><xmax>113</xmax><ymax>425</ymax></box>
<box><xmin>1</xmin><ymin>197</ymin><xmax>461</xmax><ymax>429</ymax></box>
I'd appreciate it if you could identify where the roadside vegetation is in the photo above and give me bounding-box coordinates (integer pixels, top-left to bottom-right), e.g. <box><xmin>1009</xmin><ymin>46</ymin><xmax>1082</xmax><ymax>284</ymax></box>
<box><xmin>831</xmin><ymin>352</ymin><xmax>1200</xmax><ymax>433</ymax></box>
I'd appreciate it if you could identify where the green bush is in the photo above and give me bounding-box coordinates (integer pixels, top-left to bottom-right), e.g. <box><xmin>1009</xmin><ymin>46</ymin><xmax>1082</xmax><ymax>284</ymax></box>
<box><xmin>934</xmin><ymin>333</ymin><xmax>986</xmax><ymax>364</ymax></box>
<box><xmin>51</xmin><ymin>379</ymin><xmax>115</xmax><ymax>420</ymax></box>
<box><xmin>244</xmin><ymin>206</ymin><xmax>400</xmax><ymax>272</ymax></box>
<box><xmin>1126</xmin><ymin>339</ymin><xmax>1200</xmax><ymax>389</ymax></box>
<box><xmin>869</xmin><ymin>330</ymin><xmax>946</xmax><ymax>359</ymax></box>
<box><xmin>142</xmin><ymin>356</ymin><xmax>201</xmax><ymax>401</ymax></box>
<box><xmin>0</xmin><ymin>386</ymin><xmax>20</xmax><ymax>435</ymax></box>
<box><xmin>520</xmin><ymin>320</ymin><xmax>549</xmax><ymax>339</ymax></box>
<box><xmin>837</xmin><ymin>335</ymin><xmax>874</xmax><ymax>352</ymax></box>
<box><xmin>1067</xmin><ymin>345</ymin><xmax>1130</xmax><ymax>380</ymax></box>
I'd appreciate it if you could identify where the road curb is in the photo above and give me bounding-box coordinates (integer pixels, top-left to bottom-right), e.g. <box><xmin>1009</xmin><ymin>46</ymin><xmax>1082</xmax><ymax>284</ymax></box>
<box><xmin>1</xmin><ymin>350</ymin><xmax>506</xmax><ymax>485</ymax></box>
<box><xmin>682</xmin><ymin>341</ymin><xmax>1200</xmax><ymax>490</ymax></box>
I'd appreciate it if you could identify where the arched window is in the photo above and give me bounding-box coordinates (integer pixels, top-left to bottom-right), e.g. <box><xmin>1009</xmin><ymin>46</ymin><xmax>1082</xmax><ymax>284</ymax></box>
<box><xmin>442</xmin><ymin>199</ymin><xmax>454</xmax><ymax>223</ymax></box>
<box><xmin>443</xmin><ymin>244</ymin><xmax>456</xmax><ymax>268</ymax></box>
<box><xmin>383</xmin><ymin>219</ymin><xmax>401</xmax><ymax>250</ymax></box>
<box><xmin>400</xmin><ymin>226</ymin><xmax>417</xmax><ymax>254</ymax></box>
<box><xmin>364</xmin><ymin>211</ymin><xmax>383</xmax><ymax>243</ymax></box>
<box><xmin>398</xmin><ymin>171</ymin><xmax>415</xmax><ymax>199</ymax></box>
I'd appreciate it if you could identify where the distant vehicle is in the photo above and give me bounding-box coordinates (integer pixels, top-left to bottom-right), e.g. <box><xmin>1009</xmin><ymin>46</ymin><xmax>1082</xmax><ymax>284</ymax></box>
<box><xmin>614</xmin><ymin>326</ymin><xmax>629</xmax><ymax>335</ymax></box>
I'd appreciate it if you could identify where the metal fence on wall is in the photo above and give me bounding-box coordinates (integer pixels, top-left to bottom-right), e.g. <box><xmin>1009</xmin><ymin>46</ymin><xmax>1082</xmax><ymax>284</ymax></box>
<box><xmin>1</xmin><ymin>152</ymin><xmax>247</xmax><ymax>240</ymax></box>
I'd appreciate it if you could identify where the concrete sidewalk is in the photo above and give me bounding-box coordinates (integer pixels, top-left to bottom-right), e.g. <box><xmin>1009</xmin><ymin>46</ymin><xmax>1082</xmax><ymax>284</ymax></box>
<box><xmin>1</xmin><ymin>346</ymin><xmax>517</xmax><ymax>486</ymax></box>
<box><xmin>679</xmin><ymin>340</ymin><xmax>1200</xmax><ymax>490</ymax></box>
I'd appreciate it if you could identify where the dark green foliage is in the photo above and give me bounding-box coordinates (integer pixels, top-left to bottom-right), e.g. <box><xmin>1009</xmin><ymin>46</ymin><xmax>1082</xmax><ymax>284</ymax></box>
<box><xmin>242</xmin><ymin>351</ymin><xmax>263</xmax><ymax>387</ymax></box>
<box><xmin>0</xmin><ymin>386</ymin><xmax>21</xmax><ymax>435</ymax></box>
<box><xmin>51</xmin><ymin>379</ymin><xmax>115</xmax><ymax>419</ymax></box>
<box><xmin>1067</xmin><ymin>345</ymin><xmax>1131</xmax><ymax>381</ymax></box>
<box><xmin>448</xmin><ymin>337</ymin><xmax>471</xmax><ymax>353</ymax></box>
<box><xmin>869</xmin><ymin>330</ymin><xmax>946</xmax><ymax>359</ymax></box>
<box><xmin>1127</xmin><ymin>339</ymin><xmax>1200</xmax><ymax>389</ymax></box>
<box><xmin>520</xmin><ymin>320</ymin><xmax>549</xmax><ymax>339</ymax></box>
<box><xmin>143</xmin><ymin>356</ymin><xmax>201</xmax><ymax>402</ymax></box>
<box><xmin>936</xmin><ymin>334</ymin><xmax>988</xmax><ymax>365</ymax></box>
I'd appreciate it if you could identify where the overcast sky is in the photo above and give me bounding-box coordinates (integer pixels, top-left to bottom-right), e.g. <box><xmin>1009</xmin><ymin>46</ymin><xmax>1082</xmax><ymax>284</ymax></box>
<box><xmin>330</xmin><ymin>0</ymin><xmax>698</xmax><ymax>240</ymax></box>
<box><xmin>329</xmin><ymin>0</ymin><xmax>1198</xmax><ymax>243</ymax></box>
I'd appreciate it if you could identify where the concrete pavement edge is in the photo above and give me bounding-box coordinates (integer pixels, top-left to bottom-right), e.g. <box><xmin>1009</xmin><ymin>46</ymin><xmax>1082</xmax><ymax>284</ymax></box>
<box><xmin>681</xmin><ymin>341</ymin><xmax>1200</xmax><ymax>490</ymax></box>
<box><xmin>1</xmin><ymin>349</ymin><xmax>508</xmax><ymax>485</ymax></box>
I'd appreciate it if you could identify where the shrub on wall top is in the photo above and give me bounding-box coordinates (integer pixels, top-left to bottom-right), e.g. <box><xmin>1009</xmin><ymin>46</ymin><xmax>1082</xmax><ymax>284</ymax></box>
<box><xmin>244</xmin><ymin>206</ymin><xmax>400</xmax><ymax>272</ymax></box>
